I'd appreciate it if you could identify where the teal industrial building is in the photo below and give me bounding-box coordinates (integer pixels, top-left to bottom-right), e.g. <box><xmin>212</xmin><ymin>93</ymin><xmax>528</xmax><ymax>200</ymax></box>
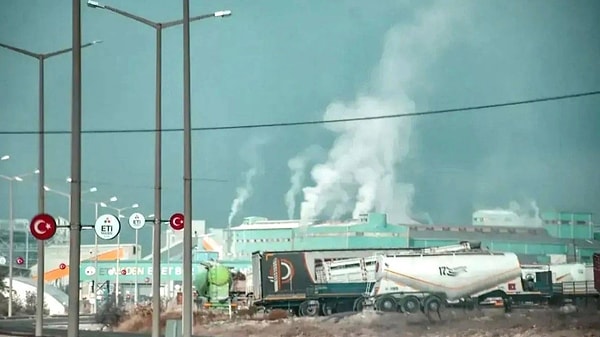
<box><xmin>212</xmin><ymin>210</ymin><xmax>599</xmax><ymax>269</ymax></box>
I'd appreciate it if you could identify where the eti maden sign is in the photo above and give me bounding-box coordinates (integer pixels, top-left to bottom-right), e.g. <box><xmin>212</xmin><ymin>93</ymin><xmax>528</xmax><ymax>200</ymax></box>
<box><xmin>79</xmin><ymin>261</ymin><xmax>202</xmax><ymax>282</ymax></box>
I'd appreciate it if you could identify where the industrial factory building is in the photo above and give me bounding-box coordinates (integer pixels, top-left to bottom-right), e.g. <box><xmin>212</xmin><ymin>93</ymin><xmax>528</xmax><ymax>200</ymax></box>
<box><xmin>1</xmin><ymin>209</ymin><xmax>599</xmax><ymax>293</ymax></box>
<box><xmin>214</xmin><ymin>209</ymin><xmax>600</xmax><ymax>267</ymax></box>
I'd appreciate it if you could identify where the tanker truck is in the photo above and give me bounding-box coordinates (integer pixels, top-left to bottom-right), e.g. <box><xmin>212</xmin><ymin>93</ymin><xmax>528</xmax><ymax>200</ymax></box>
<box><xmin>251</xmin><ymin>241</ymin><xmax>516</xmax><ymax>317</ymax></box>
<box><xmin>363</xmin><ymin>246</ymin><xmax>522</xmax><ymax>317</ymax></box>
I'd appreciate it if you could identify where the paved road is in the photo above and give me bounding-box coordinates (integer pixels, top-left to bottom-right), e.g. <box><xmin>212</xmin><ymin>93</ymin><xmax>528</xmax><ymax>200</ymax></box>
<box><xmin>0</xmin><ymin>317</ymin><xmax>215</xmax><ymax>337</ymax></box>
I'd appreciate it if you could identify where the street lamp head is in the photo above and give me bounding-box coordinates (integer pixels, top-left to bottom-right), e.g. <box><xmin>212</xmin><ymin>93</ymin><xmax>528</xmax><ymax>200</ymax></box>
<box><xmin>14</xmin><ymin>176</ymin><xmax>23</xmax><ymax>182</ymax></box>
<box><xmin>66</xmin><ymin>177</ymin><xmax>72</xmax><ymax>183</ymax></box>
<box><xmin>0</xmin><ymin>155</ymin><xmax>9</xmax><ymax>161</ymax></box>
<box><xmin>109</xmin><ymin>196</ymin><xmax>118</xmax><ymax>202</ymax></box>
<box><xmin>148</xmin><ymin>214</ymin><xmax>155</xmax><ymax>218</ymax></box>
<box><xmin>91</xmin><ymin>40</ymin><xmax>104</xmax><ymax>45</ymax></box>
<box><xmin>89</xmin><ymin>187</ymin><xmax>98</xmax><ymax>193</ymax></box>
<box><xmin>87</xmin><ymin>0</ymin><xmax>106</xmax><ymax>9</ymax></box>
<box><xmin>100</xmin><ymin>202</ymin><xmax>107</xmax><ymax>207</ymax></box>
<box><xmin>214</xmin><ymin>10</ymin><xmax>232</xmax><ymax>18</ymax></box>
<box><xmin>43</xmin><ymin>186</ymin><xmax>50</xmax><ymax>191</ymax></box>
<box><xmin>34</xmin><ymin>169</ymin><xmax>40</xmax><ymax>174</ymax></box>
<box><xmin>132</xmin><ymin>203</ymin><xmax>139</xmax><ymax>208</ymax></box>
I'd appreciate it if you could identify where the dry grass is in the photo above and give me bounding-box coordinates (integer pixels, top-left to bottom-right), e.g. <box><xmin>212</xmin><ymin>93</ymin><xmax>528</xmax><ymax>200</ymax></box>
<box><xmin>115</xmin><ymin>305</ymin><xmax>600</xmax><ymax>337</ymax></box>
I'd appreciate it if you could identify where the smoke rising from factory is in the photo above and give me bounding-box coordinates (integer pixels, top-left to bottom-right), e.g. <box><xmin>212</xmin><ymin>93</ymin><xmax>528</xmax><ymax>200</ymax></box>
<box><xmin>285</xmin><ymin>145</ymin><xmax>326</xmax><ymax>219</ymax></box>
<box><xmin>296</xmin><ymin>1</ymin><xmax>470</xmax><ymax>223</ymax></box>
<box><xmin>227</xmin><ymin>135</ymin><xmax>269</xmax><ymax>226</ymax></box>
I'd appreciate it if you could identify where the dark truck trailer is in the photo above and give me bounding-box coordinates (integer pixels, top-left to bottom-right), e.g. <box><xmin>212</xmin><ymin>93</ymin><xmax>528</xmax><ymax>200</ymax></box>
<box><xmin>251</xmin><ymin>247</ymin><xmax>413</xmax><ymax>316</ymax></box>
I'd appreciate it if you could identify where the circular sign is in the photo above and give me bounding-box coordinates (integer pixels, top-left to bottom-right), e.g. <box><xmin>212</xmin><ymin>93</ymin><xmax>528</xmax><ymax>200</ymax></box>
<box><xmin>0</xmin><ymin>256</ymin><xmax>6</xmax><ymax>265</ymax></box>
<box><xmin>121</xmin><ymin>269</ymin><xmax>127</xmax><ymax>276</ymax></box>
<box><xmin>128</xmin><ymin>212</ymin><xmax>146</xmax><ymax>230</ymax></box>
<box><xmin>29</xmin><ymin>213</ymin><xmax>57</xmax><ymax>241</ymax></box>
<box><xmin>94</xmin><ymin>214</ymin><xmax>121</xmax><ymax>240</ymax></box>
<box><xmin>85</xmin><ymin>266</ymin><xmax>96</xmax><ymax>276</ymax></box>
<box><xmin>169</xmin><ymin>213</ymin><xmax>184</xmax><ymax>231</ymax></box>
<box><xmin>59</xmin><ymin>263</ymin><xmax>67</xmax><ymax>270</ymax></box>
<box><xmin>16</xmin><ymin>257</ymin><xmax>24</xmax><ymax>265</ymax></box>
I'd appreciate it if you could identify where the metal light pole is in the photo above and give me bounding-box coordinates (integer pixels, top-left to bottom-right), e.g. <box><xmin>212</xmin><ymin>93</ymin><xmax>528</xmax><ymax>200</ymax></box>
<box><xmin>89</xmin><ymin>196</ymin><xmax>117</xmax><ymax>313</ymax></box>
<box><xmin>101</xmin><ymin>203</ymin><xmax>139</xmax><ymax>306</ymax></box>
<box><xmin>86</xmin><ymin>2</ymin><xmax>231</xmax><ymax>336</ymax></box>
<box><xmin>0</xmin><ymin>169</ymin><xmax>40</xmax><ymax>317</ymax></box>
<box><xmin>182</xmin><ymin>4</ymin><xmax>233</xmax><ymax>336</ymax></box>
<box><xmin>67</xmin><ymin>1</ymin><xmax>82</xmax><ymax>335</ymax></box>
<box><xmin>0</xmin><ymin>38</ymin><xmax>101</xmax><ymax>336</ymax></box>
<box><xmin>182</xmin><ymin>0</ymin><xmax>193</xmax><ymax>334</ymax></box>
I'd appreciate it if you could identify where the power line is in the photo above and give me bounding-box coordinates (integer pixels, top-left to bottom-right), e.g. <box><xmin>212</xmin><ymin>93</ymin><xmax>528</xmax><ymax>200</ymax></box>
<box><xmin>1</xmin><ymin>90</ymin><xmax>598</xmax><ymax>136</ymax></box>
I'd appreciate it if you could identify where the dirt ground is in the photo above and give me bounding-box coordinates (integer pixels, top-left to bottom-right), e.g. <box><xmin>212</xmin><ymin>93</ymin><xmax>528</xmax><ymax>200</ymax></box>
<box><xmin>117</xmin><ymin>306</ymin><xmax>600</xmax><ymax>337</ymax></box>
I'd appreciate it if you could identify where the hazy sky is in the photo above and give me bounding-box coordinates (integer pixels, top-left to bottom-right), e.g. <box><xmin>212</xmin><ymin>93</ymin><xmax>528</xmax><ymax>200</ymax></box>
<box><xmin>1</xmin><ymin>0</ymin><xmax>599</xmax><ymax>250</ymax></box>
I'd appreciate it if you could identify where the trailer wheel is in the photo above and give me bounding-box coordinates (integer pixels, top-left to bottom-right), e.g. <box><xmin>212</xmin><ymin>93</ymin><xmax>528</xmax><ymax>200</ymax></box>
<box><xmin>321</xmin><ymin>301</ymin><xmax>335</xmax><ymax>316</ymax></box>
<box><xmin>422</xmin><ymin>296</ymin><xmax>443</xmax><ymax>321</ymax></box>
<box><xmin>299</xmin><ymin>300</ymin><xmax>320</xmax><ymax>317</ymax></box>
<box><xmin>353</xmin><ymin>297</ymin><xmax>366</xmax><ymax>312</ymax></box>
<box><xmin>376</xmin><ymin>296</ymin><xmax>397</xmax><ymax>312</ymax></box>
<box><xmin>401</xmin><ymin>296</ymin><xmax>420</xmax><ymax>314</ymax></box>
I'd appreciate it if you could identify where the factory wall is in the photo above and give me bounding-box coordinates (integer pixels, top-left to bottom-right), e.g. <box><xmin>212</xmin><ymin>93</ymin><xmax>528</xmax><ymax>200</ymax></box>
<box><xmin>223</xmin><ymin>212</ymin><xmax>409</xmax><ymax>257</ymax></box>
<box><xmin>542</xmin><ymin>211</ymin><xmax>594</xmax><ymax>240</ymax></box>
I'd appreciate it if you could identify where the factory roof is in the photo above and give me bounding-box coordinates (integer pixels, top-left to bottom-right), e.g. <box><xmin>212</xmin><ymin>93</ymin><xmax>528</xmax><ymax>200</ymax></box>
<box><xmin>409</xmin><ymin>225</ymin><xmax>600</xmax><ymax>248</ymax></box>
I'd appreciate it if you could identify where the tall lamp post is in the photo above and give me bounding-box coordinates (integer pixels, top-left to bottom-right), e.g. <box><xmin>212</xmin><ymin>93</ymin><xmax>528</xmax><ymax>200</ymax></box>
<box><xmin>0</xmin><ymin>39</ymin><xmax>102</xmax><ymax>336</ymax></box>
<box><xmin>0</xmin><ymin>168</ymin><xmax>40</xmax><ymax>317</ymax></box>
<box><xmin>86</xmin><ymin>196</ymin><xmax>118</xmax><ymax>313</ymax></box>
<box><xmin>86</xmin><ymin>2</ymin><xmax>231</xmax><ymax>336</ymax></box>
<box><xmin>101</xmin><ymin>203</ymin><xmax>139</xmax><ymax>306</ymax></box>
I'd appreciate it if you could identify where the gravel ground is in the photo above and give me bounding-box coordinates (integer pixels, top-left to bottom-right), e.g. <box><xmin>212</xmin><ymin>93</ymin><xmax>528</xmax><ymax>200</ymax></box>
<box><xmin>187</xmin><ymin>306</ymin><xmax>600</xmax><ymax>337</ymax></box>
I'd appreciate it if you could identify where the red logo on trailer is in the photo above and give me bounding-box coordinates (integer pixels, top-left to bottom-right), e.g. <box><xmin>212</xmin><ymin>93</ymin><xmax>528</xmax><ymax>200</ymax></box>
<box><xmin>169</xmin><ymin>213</ymin><xmax>184</xmax><ymax>231</ymax></box>
<box><xmin>508</xmin><ymin>283</ymin><xmax>516</xmax><ymax>291</ymax></box>
<box><xmin>15</xmin><ymin>257</ymin><xmax>24</xmax><ymax>265</ymax></box>
<box><xmin>59</xmin><ymin>263</ymin><xmax>67</xmax><ymax>270</ymax></box>
<box><xmin>121</xmin><ymin>269</ymin><xmax>127</xmax><ymax>275</ymax></box>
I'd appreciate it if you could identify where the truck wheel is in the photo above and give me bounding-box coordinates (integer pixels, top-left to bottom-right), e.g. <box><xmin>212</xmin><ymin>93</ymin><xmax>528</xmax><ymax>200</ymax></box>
<box><xmin>299</xmin><ymin>300</ymin><xmax>320</xmax><ymax>317</ymax></box>
<box><xmin>353</xmin><ymin>297</ymin><xmax>366</xmax><ymax>312</ymax></box>
<box><xmin>321</xmin><ymin>301</ymin><xmax>335</xmax><ymax>316</ymax></box>
<box><xmin>401</xmin><ymin>296</ymin><xmax>420</xmax><ymax>314</ymax></box>
<box><xmin>376</xmin><ymin>296</ymin><xmax>397</xmax><ymax>312</ymax></box>
<box><xmin>423</xmin><ymin>296</ymin><xmax>443</xmax><ymax>321</ymax></box>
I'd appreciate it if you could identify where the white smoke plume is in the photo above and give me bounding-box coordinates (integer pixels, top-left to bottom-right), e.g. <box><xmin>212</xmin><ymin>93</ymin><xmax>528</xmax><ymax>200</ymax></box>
<box><xmin>227</xmin><ymin>135</ymin><xmax>268</xmax><ymax>226</ymax></box>
<box><xmin>284</xmin><ymin>145</ymin><xmax>326</xmax><ymax>219</ymax></box>
<box><xmin>298</xmin><ymin>1</ymin><xmax>471</xmax><ymax>223</ymax></box>
<box><xmin>504</xmin><ymin>199</ymin><xmax>543</xmax><ymax>227</ymax></box>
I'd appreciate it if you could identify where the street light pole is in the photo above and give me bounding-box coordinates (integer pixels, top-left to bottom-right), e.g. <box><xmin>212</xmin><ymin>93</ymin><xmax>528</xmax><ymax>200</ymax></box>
<box><xmin>1</xmin><ymin>169</ymin><xmax>39</xmax><ymax>317</ymax></box>
<box><xmin>182</xmin><ymin>0</ymin><xmax>193</xmax><ymax>335</ymax></box>
<box><xmin>86</xmin><ymin>3</ymin><xmax>231</xmax><ymax>336</ymax></box>
<box><xmin>0</xmin><ymin>39</ymin><xmax>102</xmax><ymax>337</ymax></box>
<box><xmin>101</xmin><ymin>203</ymin><xmax>139</xmax><ymax>307</ymax></box>
<box><xmin>90</xmin><ymin>196</ymin><xmax>117</xmax><ymax>313</ymax></box>
<box><xmin>67</xmin><ymin>0</ymin><xmax>83</xmax><ymax>334</ymax></box>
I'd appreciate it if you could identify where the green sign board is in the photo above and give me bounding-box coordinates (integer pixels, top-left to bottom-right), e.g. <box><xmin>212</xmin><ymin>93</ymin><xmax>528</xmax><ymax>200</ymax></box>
<box><xmin>80</xmin><ymin>261</ymin><xmax>203</xmax><ymax>283</ymax></box>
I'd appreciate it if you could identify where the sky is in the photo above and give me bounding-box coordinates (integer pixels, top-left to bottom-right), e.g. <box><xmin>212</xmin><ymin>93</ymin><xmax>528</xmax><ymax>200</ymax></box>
<box><xmin>0</xmin><ymin>0</ymin><xmax>599</xmax><ymax>251</ymax></box>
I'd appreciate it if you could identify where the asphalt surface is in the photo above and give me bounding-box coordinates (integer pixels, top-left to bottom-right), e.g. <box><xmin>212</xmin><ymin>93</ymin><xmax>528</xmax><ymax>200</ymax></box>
<box><xmin>0</xmin><ymin>316</ymin><xmax>215</xmax><ymax>337</ymax></box>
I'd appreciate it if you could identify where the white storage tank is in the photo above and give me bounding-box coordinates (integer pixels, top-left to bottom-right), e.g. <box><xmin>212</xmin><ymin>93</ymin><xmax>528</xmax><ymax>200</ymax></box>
<box><xmin>374</xmin><ymin>251</ymin><xmax>522</xmax><ymax>301</ymax></box>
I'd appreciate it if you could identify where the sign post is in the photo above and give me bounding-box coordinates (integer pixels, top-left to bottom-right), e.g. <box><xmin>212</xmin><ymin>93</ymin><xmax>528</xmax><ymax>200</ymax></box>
<box><xmin>94</xmin><ymin>214</ymin><xmax>121</xmax><ymax>302</ymax></box>
<box><xmin>128</xmin><ymin>212</ymin><xmax>146</xmax><ymax>304</ymax></box>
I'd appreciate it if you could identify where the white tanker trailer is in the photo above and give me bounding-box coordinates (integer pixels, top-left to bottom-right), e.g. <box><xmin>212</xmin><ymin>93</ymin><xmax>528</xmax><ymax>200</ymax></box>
<box><xmin>367</xmin><ymin>248</ymin><xmax>522</xmax><ymax>316</ymax></box>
